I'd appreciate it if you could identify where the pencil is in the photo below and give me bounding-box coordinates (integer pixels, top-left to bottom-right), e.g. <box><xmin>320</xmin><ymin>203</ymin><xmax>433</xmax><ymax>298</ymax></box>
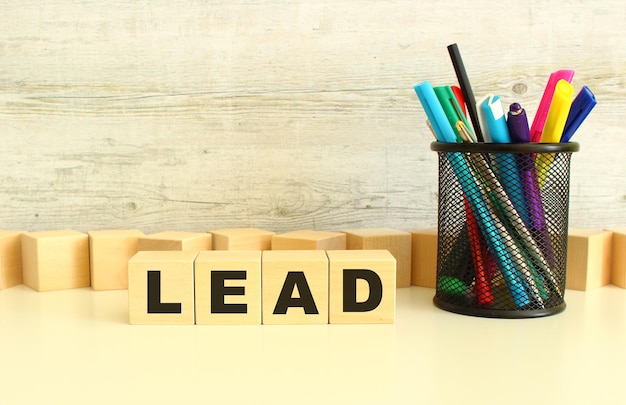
<box><xmin>447</xmin><ymin>43</ymin><xmax>484</xmax><ymax>142</ymax></box>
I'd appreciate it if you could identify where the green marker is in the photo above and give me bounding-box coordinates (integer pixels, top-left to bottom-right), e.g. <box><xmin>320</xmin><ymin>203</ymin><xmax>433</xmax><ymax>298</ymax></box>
<box><xmin>434</xmin><ymin>85</ymin><xmax>475</xmax><ymax>143</ymax></box>
<box><xmin>437</xmin><ymin>275</ymin><xmax>468</xmax><ymax>296</ymax></box>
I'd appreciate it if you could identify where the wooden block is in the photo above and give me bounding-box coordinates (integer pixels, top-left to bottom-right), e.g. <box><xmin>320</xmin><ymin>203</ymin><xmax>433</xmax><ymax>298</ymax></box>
<box><xmin>138</xmin><ymin>231</ymin><xmax>212</xmax><ymax>251</ymax></box>
<box><xmin>271</xmin><ymin>230</ymin><xmax>346</xmax><ymax>250</ymax></box>
<box><xmin>410</xmin><ymin>228</ymin><xmax>438</xmax><ymax>288</ymax></box>
<box><xmin>195</xmin><ymin>250</ymin><xmax>262</xmax><ymax>324</ymax></box>
<box><xmin>566</xmin><ymin>228</ymin><xmax>613</xmax><ymax>291</ymax></box>
<box><xmin>327</xmin><ymin>250</ymin><xmax>396</xmax><ymax>324</ymax></box>
<box><xmin>607</xmin><ymin>228</ymin><xmax>626</xmax><ymax>288</ymax></box>
<box><xmin>88</xmin><ymin>229</ymin><xmax>144</xmax><ymax>291</ymax></box>
<box><xmin>0</xmin><ymin>231</ymin><xmax>24</xmax><ymax>290</ymax></box>
<box><xmin>21</xmin><ymin>230</ymin><xmax>90</xmax><ymax>292</ymax></box>
<box><xmin>261</xmin><ymin>250</ymin><xmax>329</xmax><ymax>324</ymax></box>
<box><xmin>128</xmin><ymin>250</ymin><xmax>198</xmax><ymax>325</ymax></box>
<box><xmin>211</xmin><ymin>228</ymin><xmax>275</xmax><ymax>250</ymax></box>
<box><xmin>343</xmin><ymin>228</ymin><xmax>411</xmax><ymax>288</ymax></box>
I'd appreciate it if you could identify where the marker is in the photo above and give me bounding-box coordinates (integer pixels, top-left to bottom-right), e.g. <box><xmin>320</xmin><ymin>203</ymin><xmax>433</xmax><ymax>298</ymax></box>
<box><xmin>464</xmin><ymin>198</ymin><xmax>494</xmax><ymax>306</ymax></box>
<box><xmin>434</xmin><ymin>85</ymin><xmax>474</xmax><ymax>143</ymax></box>
<box><xmin>451</xmin><ymin>86</ymin><xmax>467</xmax><ymax>117</ymax></box>
<box><xmin>447</xmin><ymin>43</ymin><xmax>484</xmax><ymax>142</ymax></box>
<box><xmin>537</xmin><ymin>79</ymin><xmax>575</xmax><ymax>187</ymax></box>
<box><xmin>530</xmin><ymin>69</ymin><xmax>575</xmax><ymax>142</ymax></box>
<box><xmin>507</xmin><ymin>103</ymin><xmax>555</xmax><ymax>265</ymax></box>
<box><xmin>479</xmin><ymin>95</ymin><xmax>511</xmax><ymax>143</ymax></box>
<box><xmin>540</xmin><ymin>79</ymin><xmax>575</xmax><ymax>143</ymax></box>
<box><xmin>414</xmin><ymin>82</ymin><xmax>457</xmax><ymax>143</ymax></box>
<box><xmin>561</xmin><ymin>85</ymin><xmax>596</xmax><ymax>142</ymax></box>
<box><xmin>507</xmin><ymin>103</ymin><xmax>531</xmax><ymax>143</ymax></box>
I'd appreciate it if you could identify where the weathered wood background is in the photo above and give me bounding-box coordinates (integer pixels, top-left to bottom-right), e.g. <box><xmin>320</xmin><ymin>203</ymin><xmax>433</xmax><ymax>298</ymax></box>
<box><xmin>1</xmin><ymin>1</ymin><xmax>624</xmax><ymax>234</ymax></box>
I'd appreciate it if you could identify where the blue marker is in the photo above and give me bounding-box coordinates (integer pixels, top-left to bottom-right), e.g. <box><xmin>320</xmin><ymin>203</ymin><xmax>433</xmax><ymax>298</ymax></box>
<box><xmin>561</xmin><ymin>86</ymin><xmax>596</xmax><ymax>142</ymax></box>
<box><xmin>479</xmin><ymin>95</ymin><xmax>511</xmax><ymax>143</ymax></box>
<box><xmin>414</xmin><ymin>82</ymin><xmax>457</xmax><ymax>143</ymax></box>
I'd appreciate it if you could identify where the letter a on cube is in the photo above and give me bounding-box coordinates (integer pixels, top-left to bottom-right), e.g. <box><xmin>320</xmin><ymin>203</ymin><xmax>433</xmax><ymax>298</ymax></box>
<box><xmin>262</xmin><ymin>250</ymin><xmax>329</xmax><ymax>324</ymax></box>
<box><xmin>327</xmin><ymin>250</ymin><xmax>396</xmax><ymax>324</ymax></box>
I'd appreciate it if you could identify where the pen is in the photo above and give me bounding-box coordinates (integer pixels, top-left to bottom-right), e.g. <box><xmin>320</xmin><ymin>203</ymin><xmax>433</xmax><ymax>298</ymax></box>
<box><xmin>530</xmin><ymin>69</ymin><xmax>575</xmax><ymax>142</ymax></box>
<box><xmin>561</xmin><ymin>85</ymin><xmax>596</xmax><ymax>142</ymax></box>
<box><xmin>447</xmin><ymin>43</ymin><xmax>484</xmax><ymax>142</ymax></box>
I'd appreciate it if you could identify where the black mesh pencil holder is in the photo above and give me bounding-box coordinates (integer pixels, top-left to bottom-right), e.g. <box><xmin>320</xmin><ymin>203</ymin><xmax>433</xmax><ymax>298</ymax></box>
<box><xmin>431</xmin><ymin>142</ymin><xmax>579</xmax><ymax>318</ymax></box>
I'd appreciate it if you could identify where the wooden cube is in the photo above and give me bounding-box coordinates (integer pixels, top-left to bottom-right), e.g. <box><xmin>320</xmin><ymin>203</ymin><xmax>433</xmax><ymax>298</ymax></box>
<box><xmin>271</xmin><ymin>230</ymin><xmax>346</xmax><ymax>250</ymax></box>
<box><xmin>138</xmin><ymin>231</ymin><xmax>212</xmax><ymax>251</ymax></box>
<box><xmin>607</xmin><ymin>228</ymin><xmax>626</xmax><ymax>288</ymax></box>
<box><xmin>211</xmin><ymin>228</ymin><xmax>275</xmax><ymax>250</ymax></box>
<box><xmin>566</xmin><ymin>229</ymin><xmax>613</xmax><ymax>291</ymax></box>
<box><xmin>0</xmin><ymin>231</ymin><xmax>24</xmax><ymax>290</ymax></box>
<box><xmin>195</xmin><ymin>250</ymin><xmax>262</xmax><ymax>324</ymax></box>
<box><xmin>88</xmin><ymin>229</ymin><xmax>144</xmax><ymax>291</ymax></box>
<box><xmin>410</xmin><ymin>228</ymin><xmax>438</xmax><ymax>288</ymax></box>
<box><xmin>21</xmin><ymin>230</ymin><xmax>90</xmax><ymax>292</ymax></box>
<box><xmin>261</xmin><ymin>250</ymin><xmax>329</xmax><ymax>324</ymax></box>
<box><xmin>343</xmin><ymin>228</ymin><xmax>411</xmax><ymax>288</ymax></box>
<box><xmin>327</xmin><ymin>250</ymin><xmax>396</xmax><ymax>324</ymax></box>
<box><xmin>128</xmin><ymin>250</ymin><xmax>198</xmax><ymax>325</ymax></box>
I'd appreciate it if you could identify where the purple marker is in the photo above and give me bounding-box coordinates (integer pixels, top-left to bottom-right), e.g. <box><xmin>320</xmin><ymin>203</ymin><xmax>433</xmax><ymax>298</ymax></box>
<box><xmin>507</xmin><ymin>103</ymin><xmax>531</xmax><ymax>143</ymax></box>
<box><xmin>507</xmin><ymin>103</ymin><xmax>554</xmax><ymax>264</ymax></box>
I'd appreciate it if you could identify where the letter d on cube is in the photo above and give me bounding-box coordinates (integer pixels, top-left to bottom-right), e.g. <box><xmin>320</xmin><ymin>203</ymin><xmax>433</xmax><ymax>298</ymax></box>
<box><xmin>327</xmin><ymin>250</ymin><xmax>396</xmax><ymax>324</ymax></box>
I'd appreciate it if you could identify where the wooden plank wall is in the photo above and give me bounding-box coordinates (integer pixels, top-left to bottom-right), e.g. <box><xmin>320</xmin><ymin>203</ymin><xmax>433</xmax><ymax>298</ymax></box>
<box><xmin>1</xmin><ymin>1</ymin><xmax>625</xmax><ymax>233</ymax></box>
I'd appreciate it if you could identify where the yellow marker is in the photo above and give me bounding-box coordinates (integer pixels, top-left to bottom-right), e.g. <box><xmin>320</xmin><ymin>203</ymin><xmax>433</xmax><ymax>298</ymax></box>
<box><xmin>536</xmin><ymin>79</ymin><xmax>574</xmax><ymax>187</ymax></box>
<box><xmin>540</xmin><ymin>79</ymin><xmax>575</xmax><ymax>143</ymax></box>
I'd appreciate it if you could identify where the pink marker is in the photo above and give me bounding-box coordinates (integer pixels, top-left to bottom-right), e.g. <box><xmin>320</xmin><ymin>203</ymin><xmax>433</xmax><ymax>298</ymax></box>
<box><xmin>529</xmin><ymin>70</ymin><xmax>575</xmax><ymax>142</ymax></box>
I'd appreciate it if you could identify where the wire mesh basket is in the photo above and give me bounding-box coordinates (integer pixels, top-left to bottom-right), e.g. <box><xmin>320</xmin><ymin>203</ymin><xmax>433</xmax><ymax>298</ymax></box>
<box><xmin>431</xmin><ymin>142</ymin><xmax>579</xmax><ymax>318</ymax></box>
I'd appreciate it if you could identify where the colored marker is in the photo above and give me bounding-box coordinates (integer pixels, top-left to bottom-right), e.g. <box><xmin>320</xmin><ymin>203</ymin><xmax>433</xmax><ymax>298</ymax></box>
<box><xmin>537</xmin><ymin>79</ymin><xmax>575</xmax><ymax>187</ymax></box>
<box><xmin>530</xmin><ymin>69</ymin><xmax>575</xmax><ymax>142</ymax></box>
<box><xmin>540</xmin><ymin>80</ymin><xmax>575</xmax><ymax>143</ymax></box>
<box><xmin>479</xmin><ymin>95</ymin><xmax>511</xmax><ymax>143</ymax></box>
<box><xmin>451</xmin><ymin>86</ymin><xmax>467</xmax><ymax>117</ymax></box>
<box><xmin>561</xmin><ymin>85</ymin><xmax>596</xmax><ymax>142</ymax></box>
<box><xmin>507</xmin><ymin>103</ymin><xmax>531</xmax><ymax>143</ymax></box>
<box><xmin>434</xmin><ymin>85</ymin><xmax>474</xmax><ymax>143</ymax></box>
<box><xmin>414</xmin><ymin>82</ymin><xmax>457</xmax><ymax>143</ymax></box>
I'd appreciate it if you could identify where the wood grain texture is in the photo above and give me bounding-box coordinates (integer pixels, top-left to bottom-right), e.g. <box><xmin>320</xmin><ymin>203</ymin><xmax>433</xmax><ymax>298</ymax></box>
<box><xmin>1</xmin><ymin>1</ymin><xmax>625</xmax><ymax>233</ymax></box>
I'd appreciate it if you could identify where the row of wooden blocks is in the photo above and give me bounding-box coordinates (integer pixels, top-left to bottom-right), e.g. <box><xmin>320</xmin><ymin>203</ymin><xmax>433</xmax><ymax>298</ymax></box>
<box><xmin>0</xmin><ymin>227</ymin><xmax>625</xmax><ymax>293</ymax></box>
<box><xmin>0</xmin><ymin>228</ymin><xmax>414</xmax><ymax>292</ymax></box>
<box><xmin>129</xmin><ymin>249</ymin><xmax>395</xmax><ymax>324</ymax></box>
